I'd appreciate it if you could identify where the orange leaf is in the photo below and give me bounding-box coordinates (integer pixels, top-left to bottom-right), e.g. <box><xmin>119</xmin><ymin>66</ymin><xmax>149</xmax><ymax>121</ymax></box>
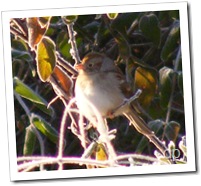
<box><xmin>50</xmin><ymin>65</ymin><xmax>73</xmax><ymax>99</ymax></box>
<box><xmin>27</xmin><ymin>17</ymin><xmax>50</xmax><ymax>49</ymax></box>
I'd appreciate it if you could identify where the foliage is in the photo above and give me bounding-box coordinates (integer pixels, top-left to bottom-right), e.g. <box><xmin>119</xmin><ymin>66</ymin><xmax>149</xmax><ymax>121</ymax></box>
<box><xmin>10</xmin><ymin>10</ymin><xmax>186</xmax><ymax>171</ymax></box>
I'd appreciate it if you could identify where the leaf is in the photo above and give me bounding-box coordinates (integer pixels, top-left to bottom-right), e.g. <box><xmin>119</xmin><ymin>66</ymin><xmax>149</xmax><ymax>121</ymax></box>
<box><xmin>11</xmin><ymin>39</ymin><xmax>32</xmax><ymax>62</ymax></box>
<box><xmin>139</xmin><ymin>14</ymin><xmax>161</xmax><ymax>46</ymax></box>
<box><xmin>13</xmin><ymin>77</ymin><xmax>53</xmax><ymax>115</ymax></box>
<box><xmin>23</xmin><ymin>125</ymin><xmax>36</xmax><ymax>155</ymax></box>
<box><xmin>177</xmin><ymin>71</ymin><xmax>183</xmax><ymax>94</ymax></box>
<box><xmin>169</xmin><ymin>10</ymin><xmax>179</xmax><ymax>20</ymax></box>
<box><xmin>165</xmin><ymin>121</ymin><xmax>180</xmax><ymax>142</ymax></box>
<box><xmin>31</xmin><ymin>115</ymin><xmax>60</xmax><ymax>144</ymax></box>
<box><xmin>61</xmin><ymin>15</ymin><xmax>78</xmax><ymax>24</ymax></box>
<box><xmin>27</xmin><ymin>17</ymin><xmax>50</xmax><ymax>49</ymax></box>
<box><xmin>161</xmin><ymin>21</ymin><xmax>180</xmax><ymax>61</ymax></box>
<box><xmin>159</xmin><ymin>66</ymin><xmax>174</xmax><ymax>108</ymax></box>
<box><xmin>38</xmin><ymin>16</ymin><xmax>52</xmax><ymax>27</ymax></box>
<box><xmin>56</xmin><ymin>31</ymin><xmax>71</xmax><ymax>59</ymax></box>
<box><xmin>50</xmin><ymin>65</ymin><xmax>73</xmax><ymax>99</ymax></box>
<box><xmin>14</xmin><ymin>77</ymin><xmax>46</xmax><ymax>105</ymax></box>
<box><xmin>107</xmin><ymin>13</ymin><xmax>118</xmax><ymax>20</ymax></box>
<box><xmin>114</xmin><ymin>31</ymin><xmax>131</xmax><ymax>59</ymax></box>
<box><xmin>95</xmin><ymin>143</ymin><xmax>108</xmax><ymax>161</ymax></box>
<box><xmin>12</xmin><ymin>49</ymin><xmax>33</xmax><ymax>62</ymax></box>
<box><xmin>36</xmin><ymin>36</ymin><xmax>56</xmax><ymax>82</ymax></box>
<box><xmin>111</xmin><ymin>13</ymin><xmax>139</xmax><ymax>36</ymax></box>
<box><xmin>134</xmin><ymin>67</ymin><xmax>158</xmax><ymax>106</ymax></box>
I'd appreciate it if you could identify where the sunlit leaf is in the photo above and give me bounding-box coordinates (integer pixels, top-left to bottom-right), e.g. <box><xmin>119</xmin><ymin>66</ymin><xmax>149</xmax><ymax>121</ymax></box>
<box><xmin>13</xmin><ymin>77</ymin><xmax>53</xmax><ymax>115</ymax></box>
<box><xmin>95</xmin><ymin>143</ymin><xmax>108</xmax><ymax>161</ymax></box>
<box><xmin>161</xmin><ymin>20</ymin><xmax>180</xmax><ymax>61</ymax></box>
<box><xmin>107</xmin><ymin>13</ymin><xmax>118</xmax><ymax>20</ymax></box>
<box><xmin>159</xmin><ymin>66</ymin><xmax>174</xmax><ymax>108</ymax></box>
<box><xmin>36</xmin><ymin>36</ymin><xmax>56</xmax><ymax>82</ymax></box>
<box><xmin>31</xmin><ymin>115</ymin><xmax>60</xmax><ymax>144</ymax></box>
<box><xmin>27</xmin><ymin>17</ymin><xmax>50</xmax><ymax>49</ymax></box>
<box><xmin>23</xmin><ymin>125</ymin><xmax>36</xmax><ymax>155</ymax></box>
<box><xmin>134</xmin><ymin>67</ymin><xmax>158</xmax><ymax>106</ymax></box>
<box><xmin>50</xmin><ymin>65</ymin><xmax>73</xmax><ymax>99</ymax></box>
<box><xmin>139</xmin><ymin>14</ymin><xmax>161</xmax><ymax>46</ymax></box>
<box><xmin>14</xmin><ymin>77</ymin><xmax>46</xmax><ymax>105</ymax></box>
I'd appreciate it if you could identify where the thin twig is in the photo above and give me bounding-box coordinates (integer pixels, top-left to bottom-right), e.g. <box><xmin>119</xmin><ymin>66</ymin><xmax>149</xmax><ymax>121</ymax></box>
<box><xmin>163</xmin><ymin>46</ymin><xmax>181</xmax><ymax>139</ymax></box>
<box><xmin>30</xmin><ymin>123</ymin><xmax>45</xmax><ymax>171</ymax></box>
<box><xmin>57</xmin><ymin>98</ymin><xmax>78</xmax><ymax>170</ymax></box>
<box><xmin>57</xmin><ymin>53</ymin><xmax>78</xmax><ymax>76</ymax></box>
<box><xmin>67</xmin><ymin>23</ymin><xmax>81</xmax><ymax>65</ymax></box>
<box><xmin>11</xmin><ymin>18</ymin><xmax>28</xmax><ymax>37</ymax></box>
<box><xmin>10</xmin><ymin>26</ymin><xmax>28</xmax><ymax>43</ymax></box>
<box><xmin>14</xmin><ymin>92</ymin><xmax>31</xmax><ymax>117</ymax></box>
<box><xmin>17</xmin><ymin>156</ymin><xmax>116</xmax><ymax>171</ymax></box>
<box><xmin>57</xmin><ymin>99</ymin><xmax>69</xmax><ymax>170</ymax></box>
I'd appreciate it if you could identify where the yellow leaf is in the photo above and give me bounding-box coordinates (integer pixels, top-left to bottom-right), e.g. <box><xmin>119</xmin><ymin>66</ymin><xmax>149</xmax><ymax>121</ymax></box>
<box><xmin>95</xmin><ymin>143</ymin><xmax>108</xmax><ymax>161</ymax></box>
<box><xmin>135</xmin><ymin>67</ymin><xmax>157</xmax><ymax>106</ymax></box>
<box><xmin>36</xmin><ymin>36</ymin><xmax>56</xmax><ymax>82</ymax></box>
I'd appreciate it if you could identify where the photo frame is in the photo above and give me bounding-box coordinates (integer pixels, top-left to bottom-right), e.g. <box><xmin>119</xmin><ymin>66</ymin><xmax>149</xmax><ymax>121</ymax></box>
<box><xmin>2</xmin><ymin>2</ymin><xmax>196</xmax><ymax>181</ymax></box>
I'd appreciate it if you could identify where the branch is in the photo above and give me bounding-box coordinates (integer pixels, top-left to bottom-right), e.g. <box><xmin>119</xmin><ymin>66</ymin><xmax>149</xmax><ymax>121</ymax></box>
<box><xmin>67</xmin><ymin>23</ymin><xmax>81</xmax><ymax>65</ymax></box>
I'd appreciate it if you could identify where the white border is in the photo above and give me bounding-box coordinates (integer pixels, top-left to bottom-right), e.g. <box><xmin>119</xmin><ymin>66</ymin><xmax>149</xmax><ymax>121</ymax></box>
<box><xmin>2</xmin><ymin>2</ymin><xmax>196</xmax><ymax>181</ymax></box>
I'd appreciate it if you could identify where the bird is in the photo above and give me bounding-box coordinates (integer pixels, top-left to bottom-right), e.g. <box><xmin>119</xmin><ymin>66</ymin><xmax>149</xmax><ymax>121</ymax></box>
<box><xmin>74</xmin><ymin>52</ymin><xmax>169</xmax><ymax>157</ymax></box>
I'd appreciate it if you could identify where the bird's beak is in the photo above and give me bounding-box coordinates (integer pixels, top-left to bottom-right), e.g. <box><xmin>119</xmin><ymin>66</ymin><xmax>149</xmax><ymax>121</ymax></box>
<box><xmin>75</xmin><ymin>63</ymin><xmax>84</xmax><ymax>70</ymax></box>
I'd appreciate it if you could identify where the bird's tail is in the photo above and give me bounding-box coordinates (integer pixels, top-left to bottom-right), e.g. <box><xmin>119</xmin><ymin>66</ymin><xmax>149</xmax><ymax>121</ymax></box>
<box><xmin>124</xmin><ymin>106</ymin><xmax>169</xmax><ymax>157</ymax></box>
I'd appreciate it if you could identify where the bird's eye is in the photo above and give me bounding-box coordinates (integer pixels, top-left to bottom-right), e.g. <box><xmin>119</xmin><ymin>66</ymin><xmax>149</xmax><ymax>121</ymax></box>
<box><xmin>88</xmin><ymin>63</ymin><xmax>93</xmax><ymax>68</ymax></box>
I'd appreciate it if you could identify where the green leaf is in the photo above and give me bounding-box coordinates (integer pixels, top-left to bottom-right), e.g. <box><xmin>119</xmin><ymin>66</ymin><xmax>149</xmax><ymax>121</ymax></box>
<box><xmin>13</xmin><ymin>77</ymin><xmax>53</xmax><ymax>115</ymax></box>
<box><xmin>11</xmin><ymin>39</ymin><xmax>32</xmax><ymax>62</ymax></box>
<box><xmin>178</xmin><ymin>71</ymin><xmax>183</xmax><ymax>94</ymax></box>
<box><xmin>62</xmin><ymin>15</ymin><xmax>78</xmax><ymax>24</ymax></box>
<box><xmin>165</xmin><ymin>121</ymin><xmax>180</xmax><ymax>142</ymax></box>
<box><xmin>56</xmin><ymin>31</ymin><xmax>71</xmax><ymax>59</ymax></box>
<box><xmin>23</xmin><ymin>125</ymin><xmax>36</xmax><ymax>155</ymax></box>
<box><xmin>139</xmin><ymin>14</ymin><xmax>161</xmax><ymax>46</ymax></box>
<box><xmin>114</xmin><ymin>31</ymin><xmax>131</xmax><ymax>59</ymax></box>
<box><xmin>31</xmin><ymin>115</ymin><xmax>60</xmax><ymax>144</ymax></box>
<box><xmin>36</xmin><ymin>36</ymin><xmax>56</xmax><ymax>82</ymax></box>
<box><xmin>14</xmin><ymin>77</ymin><xmax>46</xmax><ymax>105</ymax></box>
<box><xmin>169</xmin><ymin>10</ymin><xmax>179</xmax><ymax>20</ymax></box>
<box><xmin>148</xmin><ymin>119</ymin><xmax>165</xmax><ymax>134</ymax></box>
<box><xmin>111</xmin><ymin>13</ymin><xmax>139</xmax><ymax>36</ymax></box>
<box><xmin>161</xmin><ymin>21</ymin><xmax>180</xmax><ymax>61</ymax></box>
<box><xmin>12</xmin><ymin>49</ymin><xmax>33</xmax><ymax>62</ymax></box>
<box><xmin>159</xmin><ymin>66</ymin><xmax>174</xmax><ymax>108</ymax></box>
